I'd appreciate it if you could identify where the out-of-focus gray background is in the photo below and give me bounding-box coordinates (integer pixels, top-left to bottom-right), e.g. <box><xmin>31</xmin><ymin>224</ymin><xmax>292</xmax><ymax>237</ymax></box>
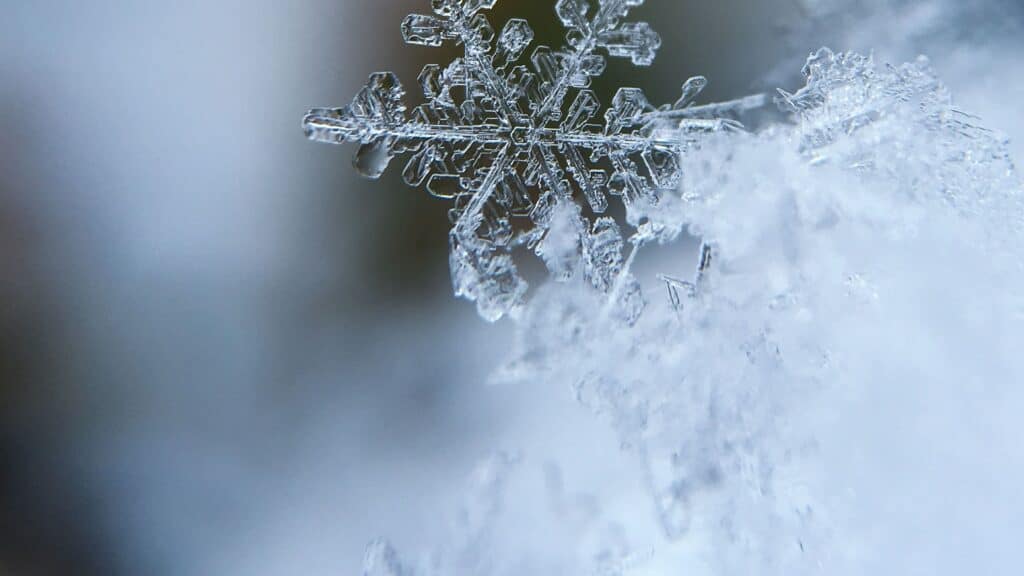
<box><xmin>1</xmin><ymin>1</ymin><xmax>1019</xmax><ymax>574</ymax></box>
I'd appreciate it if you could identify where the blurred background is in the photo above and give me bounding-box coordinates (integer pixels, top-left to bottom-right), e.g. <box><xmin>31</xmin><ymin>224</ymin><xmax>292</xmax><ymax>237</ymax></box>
<box><xmin>1</xmin><ymin>1</ymin><xmax>1021</xmax><ymax>574</ymax></box>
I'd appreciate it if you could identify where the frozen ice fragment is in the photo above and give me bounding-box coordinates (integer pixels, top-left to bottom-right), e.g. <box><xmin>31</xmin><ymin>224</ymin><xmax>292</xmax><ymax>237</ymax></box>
<box><xmin>598</xmin><ymin>22</ymin><xmax>662</xmax><ymax>66</ymax></box>
<box><xmin>494</xmin><ymin>19</ymin><xmax>534</xmax><ymax>68</ymax></box>
<box><xmin>463</xmin><ymin>0</ymin><xmax>499</xmax><ymax>16</ymax></box>
<box><xmin>556</xmin><ymin>0</ymin><xmax>591</xmax><ymax>30</ymax></box>
<box><xmin>563</xmin><ymin>90</ymin><xmax>601</xmax><ymax>131</ymax></box>
<box><xmin>469</xmin><ymin>12</ymin><xmax>496</xmax><ymax>48</ymax></box>
<box><xmin>402</xmin><ymin>14</ymin><xmax>452</xmax><ymax>47</ymax></box>
<box><xmin>674</xmin><ymin>76</ymin><xmax>708</xmax><ymax>109</ymax></box>
<box><xmin>427</xmin><ymin>174</ymin><xmax>462</xmax><ymax>199</ymax></box>
<box><xmin>606</xmin><ymin>88</ymin><xmax>651</xmax><ymax>134</ymax></box>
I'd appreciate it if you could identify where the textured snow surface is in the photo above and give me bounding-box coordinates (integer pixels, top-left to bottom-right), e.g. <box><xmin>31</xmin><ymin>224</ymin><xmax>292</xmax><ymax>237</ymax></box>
<box><xmin>359</xmin><ymin>43</ymin><xmax>1024</xmax><ymax>575</ymax></box>
<box><xmin>303</xmin><ymin>1</ymin><xmax>1024</xmax><ymax>574</ymax></box>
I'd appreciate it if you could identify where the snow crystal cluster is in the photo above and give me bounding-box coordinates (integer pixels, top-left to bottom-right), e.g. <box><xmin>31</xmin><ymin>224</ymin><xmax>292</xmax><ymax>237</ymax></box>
<box><xmin>306</xmin><ymin>1</ymin><xmax>1024</xmax><ymax>574</ymax></box>
<box><xmin>304</xmin><ymin>0</ymin><xmax>763</xmax><ymax>322</ymax></box>
<box><xmin>500</xmin><ymin>47</ymin><xmax>1023</xmax><ymax>573</ymax></box>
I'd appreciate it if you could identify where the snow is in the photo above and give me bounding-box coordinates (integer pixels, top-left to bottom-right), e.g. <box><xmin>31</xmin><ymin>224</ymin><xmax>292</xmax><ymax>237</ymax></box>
<box><xmin>306</xmin><ymin>2</ymin><xmax>1024</xmax><ymax>574</ymax></box>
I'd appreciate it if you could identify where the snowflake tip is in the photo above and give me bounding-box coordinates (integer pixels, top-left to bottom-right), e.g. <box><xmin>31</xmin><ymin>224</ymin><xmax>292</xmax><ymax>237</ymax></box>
<box><xmin>598</xmin><ymin>21</ymin><xmax>661</xmax><ymax>66</ymax></box>
<box><xmin>402</xmin><ymin>14</ymin><xmax>453</xmax><ymax>47</ymax></box>
<box><xmin>432</xmin><ymin>0</ymin><xmax>497</xmax><ymax>18</ymax></box>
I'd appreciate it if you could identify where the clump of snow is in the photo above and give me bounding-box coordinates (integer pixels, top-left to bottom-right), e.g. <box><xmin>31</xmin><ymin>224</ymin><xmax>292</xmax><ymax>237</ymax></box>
<box><xmin>359</xmin><ymin>45</ymin><xmax>1024</xmax><ymax>576</ymax></box>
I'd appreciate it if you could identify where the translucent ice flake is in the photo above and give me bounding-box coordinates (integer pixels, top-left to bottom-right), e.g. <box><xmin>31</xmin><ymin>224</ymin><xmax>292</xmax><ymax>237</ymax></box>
<box><xmin>304</xmin><ymin>0</ymin><xmax>764</xmax><ymax>321</ymax></box>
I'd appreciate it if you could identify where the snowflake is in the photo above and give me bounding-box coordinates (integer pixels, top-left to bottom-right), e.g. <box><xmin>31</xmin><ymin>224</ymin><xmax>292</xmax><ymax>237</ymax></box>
<box><xmin>303</xmin><ymin>0</ymin><xmax>764</xmax><ymax>321</ymax></box>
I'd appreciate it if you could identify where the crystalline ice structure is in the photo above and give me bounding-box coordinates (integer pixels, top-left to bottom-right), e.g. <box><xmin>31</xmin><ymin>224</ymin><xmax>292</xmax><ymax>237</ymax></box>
<box><xmin>494</xmin><ymin>44</ymin><xmax>1024</xmax><ymax>573</ymax></box>
<box><xmin>304</xmin><ymin>0</ymin><xmax>764</xmax><ymax>321</ymax></box>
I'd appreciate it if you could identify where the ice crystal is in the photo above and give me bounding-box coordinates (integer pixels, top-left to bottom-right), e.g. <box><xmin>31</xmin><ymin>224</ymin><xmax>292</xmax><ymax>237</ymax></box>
<box><xmin>303</xmin><ymin>0</ymin><xmax>764</xmax><ymax>321</ymax></box>
<box><xmin>304</xmin><ymin>1</ymin><xmax>1024</xmax><ymax>573</ymax></box>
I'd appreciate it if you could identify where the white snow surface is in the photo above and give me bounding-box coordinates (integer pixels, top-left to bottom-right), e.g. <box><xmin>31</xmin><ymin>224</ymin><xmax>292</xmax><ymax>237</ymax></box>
<box><xmin>369</xmin><ymin>44</ymin><xmax>1024</xmax><ymax>576</ymax></box>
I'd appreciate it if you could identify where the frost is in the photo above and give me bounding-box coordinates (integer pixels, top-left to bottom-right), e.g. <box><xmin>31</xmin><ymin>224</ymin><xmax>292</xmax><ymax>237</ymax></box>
<box><xmin>303</xmin><ymin>0</ymin><xmax>764</xmax><ymax>321</ymax></box>
<box><xmin>474</xmin><ymin>46</ymin><xmax>1020</xmax><ymax>573</ymax></box>
<box><xmin>499</xmin><ymin>46</ymin><xmax>1023</xmax><ymax>573</ymax></box>
<box><xmin>773</xmin><ymin>48</ymin><xmax>1023</xmax><ymax>241</ymax></box>
<box><xmin>304</xmin><ymin>2</ymin><xmax>1024</xmax><ymax>574</ymax></box>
